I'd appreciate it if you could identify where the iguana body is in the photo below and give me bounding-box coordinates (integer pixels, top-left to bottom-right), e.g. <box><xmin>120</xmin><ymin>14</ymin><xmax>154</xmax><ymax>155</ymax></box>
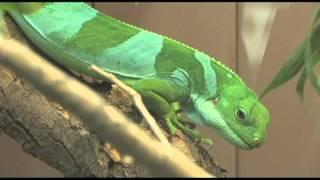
<box><xmin>6</xmin><ymin>2</ymin><xmax>270</xmax><ymax>149</ymax></box>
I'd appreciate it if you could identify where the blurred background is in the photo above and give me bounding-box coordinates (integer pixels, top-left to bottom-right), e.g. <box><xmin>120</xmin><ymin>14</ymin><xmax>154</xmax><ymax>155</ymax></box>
<box><xmin>0</xmin><ymin>2</ymin><xmax>319</xmax><ymax>177</ymax></box>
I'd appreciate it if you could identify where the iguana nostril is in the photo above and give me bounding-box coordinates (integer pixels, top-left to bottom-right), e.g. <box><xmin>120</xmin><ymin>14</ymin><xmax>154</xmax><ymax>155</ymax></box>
<box><xmin>254</xmin><ymin>138</ymin><xmax>260</xmax><ymax>145</ymax></box>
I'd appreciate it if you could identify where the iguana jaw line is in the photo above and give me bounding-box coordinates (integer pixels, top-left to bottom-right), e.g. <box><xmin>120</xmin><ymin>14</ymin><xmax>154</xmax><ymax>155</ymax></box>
<box><xmin>232</xmin><ymin>130</ymin><xmax>253</xmax><ymax>149</ymax></box>
<box><xmin>220</xmin><ymin>122</ymin><xmax>252</xmax><ymax>150</ymax></box>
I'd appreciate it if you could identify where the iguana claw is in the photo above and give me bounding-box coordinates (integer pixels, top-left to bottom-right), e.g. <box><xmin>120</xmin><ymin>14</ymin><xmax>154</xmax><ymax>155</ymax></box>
<box><xmin>164</xmin><ymin>102</ymin><xmax>213</xmax><ymax>145</ymax></box>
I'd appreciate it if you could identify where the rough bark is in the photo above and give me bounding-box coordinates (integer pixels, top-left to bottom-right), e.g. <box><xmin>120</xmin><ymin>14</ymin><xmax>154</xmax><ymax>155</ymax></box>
<box><xmin>0</xmin><ymin>14</ymin><xmax>227</xmax><ymax>177</ymax></box>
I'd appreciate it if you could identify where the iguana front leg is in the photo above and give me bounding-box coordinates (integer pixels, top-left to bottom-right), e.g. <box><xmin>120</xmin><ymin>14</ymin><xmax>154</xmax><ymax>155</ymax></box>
<box><xmin>130</xmin><ymin>78</ymin><xmax>212</xmax><ymax>144</ymax></box>
<box><xmin>130</xmin><ymin>78</ymin><xmax>184</xmax><ymax>134</ymax></box>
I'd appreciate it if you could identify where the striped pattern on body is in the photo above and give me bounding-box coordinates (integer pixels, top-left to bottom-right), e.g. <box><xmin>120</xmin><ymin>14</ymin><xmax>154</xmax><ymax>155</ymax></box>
<box><xmin>9</xmin><ymin>2</ymin><xmax>245</xmax><ymax>99</ymax></box>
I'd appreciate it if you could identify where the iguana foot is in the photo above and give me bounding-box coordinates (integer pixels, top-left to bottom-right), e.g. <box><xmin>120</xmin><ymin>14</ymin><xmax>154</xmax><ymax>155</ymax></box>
<box><xmin>164</xmin><ymin>102</ymin><xmax>213</xmax><ymax>145</ymax></box>
<box><xmin>165</xmin><ymin>112</ymin><xmax>177</xmax><ymax>135</ymax></box>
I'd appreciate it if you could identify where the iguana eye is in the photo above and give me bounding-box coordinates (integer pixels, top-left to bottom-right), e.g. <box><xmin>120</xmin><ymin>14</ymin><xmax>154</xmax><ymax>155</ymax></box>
<box><xmin>235</xmin><ymin>108</ymin><xmax>247</xmax><ymax>121</ymax></box>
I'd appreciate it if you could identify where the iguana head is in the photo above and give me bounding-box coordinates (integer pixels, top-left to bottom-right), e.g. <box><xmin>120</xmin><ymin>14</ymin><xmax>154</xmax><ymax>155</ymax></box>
<box><xmin>193</xmin><ymin>85</ymin><xmax>270</xmax><ymax>150</ymax></box>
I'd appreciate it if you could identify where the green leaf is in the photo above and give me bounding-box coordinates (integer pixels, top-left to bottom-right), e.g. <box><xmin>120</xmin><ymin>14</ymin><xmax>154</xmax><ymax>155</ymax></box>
<box><xmin>296</xmin><ymin>68</ymin><xmax>307</xmax><ymax>101</ymax></box>
<box><xmin>296</xmin><ymin>10</ymin><xmax>320</xmax><ymax>100</ymax></box>
<box><xmin>301</xmin><ymin>5</ymin><xmax>320</xmax><ymax>97</ymax></box>
<box><xmin>260</xmin><ymin>40</ymin><xmax>306</xmax><ymax>99</ymax></box>
<box><xmin>0</xmin><ymin>10</ymin><xmax>5</xmax><ymax>40</ymax></box>
<box><xmin>261</xmin><ymin>5</ymin><xmax>320</xmax><ymax>100</ymax></box>
<box><xmin>312</xmin><ymin>5</ymin><xmax>320</xmax><ymax>26</ymax></box>
<box><xmin>297</xmin><ymin>50</ymin><xmax>320</xmax><ymax>101</ymax></box>
<box><xmin>304</xmin><ymin>35</ymin><xmax>320</xmax><ymax>96</ymax></box>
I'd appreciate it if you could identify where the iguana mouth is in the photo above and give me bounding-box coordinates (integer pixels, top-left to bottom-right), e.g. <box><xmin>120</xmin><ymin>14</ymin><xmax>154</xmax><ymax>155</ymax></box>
<box><xmin>226</xmin><ymin>123</ymin><xmax>254</xmax><ymax>149</ymax></box>
<box><xmin>236</xmin><ymin>133</ymin><xmax>254</xmax><ymax>149</ymax></box>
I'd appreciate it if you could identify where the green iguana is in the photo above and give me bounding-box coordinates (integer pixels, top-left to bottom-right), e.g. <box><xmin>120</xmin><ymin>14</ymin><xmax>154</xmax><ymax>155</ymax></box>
<box><xmin>2</xmin><ymin>2</ymin><xmax>270</xmax><ymax>150</ymax></box>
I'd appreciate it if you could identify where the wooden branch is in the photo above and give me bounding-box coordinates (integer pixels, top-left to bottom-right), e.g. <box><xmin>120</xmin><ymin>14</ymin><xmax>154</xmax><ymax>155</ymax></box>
<box><xmin>0</xmin><ymin>63</ymin><xmax>226</xmax><ymax>177</ymax></box>
<box><xmin>0</xmin><ymin>65</ymin><xmax>111</xmax><ymax>177</ymax></box>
